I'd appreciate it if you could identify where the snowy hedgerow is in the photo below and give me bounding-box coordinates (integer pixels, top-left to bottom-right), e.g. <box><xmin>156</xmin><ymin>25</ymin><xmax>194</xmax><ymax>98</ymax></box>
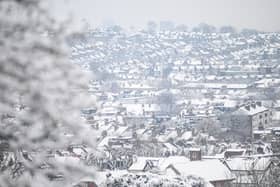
<box><xmin>102</xmin><ymin>172</ymin><xmax>206</xmax><ymax>187</ymax></box>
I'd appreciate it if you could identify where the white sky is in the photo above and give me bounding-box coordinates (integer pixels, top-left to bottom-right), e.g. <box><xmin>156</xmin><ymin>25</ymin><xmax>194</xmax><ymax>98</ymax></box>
<box><xmin>50</xmin><ymin>0</ymin><xmax>280</xmax><ymax>32</ymax></box>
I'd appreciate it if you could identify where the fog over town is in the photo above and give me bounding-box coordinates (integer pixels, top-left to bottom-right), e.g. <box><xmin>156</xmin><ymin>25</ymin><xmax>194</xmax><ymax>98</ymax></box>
<box><xmin>1</xmin><ymin>1</ymin><xmax>280</xmax><ymax>187</ymax></box>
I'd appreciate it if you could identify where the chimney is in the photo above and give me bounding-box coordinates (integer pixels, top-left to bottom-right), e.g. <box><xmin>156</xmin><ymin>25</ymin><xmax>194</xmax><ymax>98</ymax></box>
<box><xmin>256</xmin><ymin>101</ymin><xmax>261</xmax><ymax>107</ymax></box>
<box><xmin>189</xmin><ymin>148</ymin><xmax>202</xmax><ymax>161</ymax></box>
<box><xmin>251</xmin><ymin>103</ymin><xmax>256</xmax><ymax>109</ymax></box>
<box><xmin>245</xmin><ymin>105</ymin><xmax>250</xmax><ymax>111</ymax></box>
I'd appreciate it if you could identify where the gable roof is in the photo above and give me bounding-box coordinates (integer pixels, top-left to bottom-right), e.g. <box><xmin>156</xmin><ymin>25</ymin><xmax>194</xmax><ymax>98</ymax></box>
<box><xmin>234</xmin><ymin>102</ymin><xmax>268</xmax><ymax>116</ymax></box>
<box><xmin>128</xmin><ymin>157</ymin><xmax>162</xmax><ymax>172</ymax></box>
<box><xmin>180</xmin><ymin>131</ymin><xmax>192</xmax><ymax>140</ymax></box>
<box><xmin>166</xmin><ymin>159</ymin><xmax>234</xmax><ymax>182</ymax></box>
<box><xmin>158</xmin><ymin>156</ymin><xmax>189</xmax><ymax>171</ymax></box>
<box><xmin>224</xmin><ymin>157</ymin><xmax>272</xmax><ymax>171</ymax></box>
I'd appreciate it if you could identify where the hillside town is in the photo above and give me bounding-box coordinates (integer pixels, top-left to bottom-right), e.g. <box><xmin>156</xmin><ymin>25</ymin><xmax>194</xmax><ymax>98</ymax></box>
<box><xmin>1</xmin><ymin>20</ymin><xmax>280</xmax><ymax>186</ymax></box>
<box><xmin>57</xmin><ymin>25</ymin><xmax>280</xmax><ymax>187</ymax></box>
<box><xmin>2</xmin><ymin>0</ymin><xmax>280</xmax><ymax>186</ymax></box>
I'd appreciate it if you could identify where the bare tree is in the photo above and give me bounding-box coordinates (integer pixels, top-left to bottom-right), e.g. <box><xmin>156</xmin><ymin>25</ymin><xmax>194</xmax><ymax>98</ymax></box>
<box><xmin>232</xmin><ymin>158</ymin><xmax>279</xmax><ymax>187</ymax></box>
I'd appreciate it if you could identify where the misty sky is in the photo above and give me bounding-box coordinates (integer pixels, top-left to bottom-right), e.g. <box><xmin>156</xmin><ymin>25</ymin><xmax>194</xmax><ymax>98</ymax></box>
<box><xmin>50</xmin><ymin>0</ymin><xmax>280</xmax><ymax>32</ymax></box>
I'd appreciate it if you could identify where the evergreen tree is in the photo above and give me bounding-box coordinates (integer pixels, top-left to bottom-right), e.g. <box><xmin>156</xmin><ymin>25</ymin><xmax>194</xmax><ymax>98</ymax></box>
<box><xmin>0</xmin><ymin>0</ymin><xmax>93</xmax><ymax>186</ymax></box>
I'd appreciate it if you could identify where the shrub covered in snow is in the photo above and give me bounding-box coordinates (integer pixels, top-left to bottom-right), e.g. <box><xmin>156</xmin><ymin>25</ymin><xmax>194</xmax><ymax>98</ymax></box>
<box><xmin>102</xmin><ymin>172</ymin><xmax>205</xmax><ymax>187</ymax></box>
<box><xmin>0</xmin><ymin>0</ymin><xmax>94</xmax><ymax>186</ymax></box>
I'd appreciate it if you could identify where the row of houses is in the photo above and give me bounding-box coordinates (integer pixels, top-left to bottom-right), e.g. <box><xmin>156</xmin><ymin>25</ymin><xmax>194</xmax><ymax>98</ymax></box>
<box><xmin>125</xmin><ymin>149</ymin><xmax>280</xmax><ymax>187</ymax></box>
<box><xmin>68</xmin><ymin>28</ymin><xmax>280</xmax><ymax>186</ymax></box>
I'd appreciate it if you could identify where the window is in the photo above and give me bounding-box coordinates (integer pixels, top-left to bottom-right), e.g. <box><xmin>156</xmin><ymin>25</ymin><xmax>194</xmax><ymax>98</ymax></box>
<box><xmin>265</xmin><ymin>113</ymin><xmax>268</xmax><ymax>117</ymax></box>
<box><xmin>259</xmin><ymin>115</ymin><xmax>262</xmax><ymax>119</ymax></box>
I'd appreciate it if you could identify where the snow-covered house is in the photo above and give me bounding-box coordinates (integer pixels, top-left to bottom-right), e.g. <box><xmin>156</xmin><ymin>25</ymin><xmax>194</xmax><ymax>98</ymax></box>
<box><xmin>224</xmin><ymin>156</ymin><xmax>273</xmax><ymax>187</ymax></box>
<box><xmin>127</xmin><ymin>153</ymin><xmax>234</xmax><ymax>187</ymax></box>
<box><xmin>229</xmin><ymin>101</ymin><xmax>272</xmax><ymax>140</ymax></box>
<box><xmin>165</xmin><ymin>158</ymin><xmax>234</xmax><ymax>187</ymax></box>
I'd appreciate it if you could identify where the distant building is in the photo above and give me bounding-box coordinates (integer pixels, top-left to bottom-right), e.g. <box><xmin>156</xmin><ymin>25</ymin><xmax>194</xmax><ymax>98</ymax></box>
<box><xmin>230</xmin><ymin>101</ymin><xmax>272</xmax><ymax>141</ymax></box>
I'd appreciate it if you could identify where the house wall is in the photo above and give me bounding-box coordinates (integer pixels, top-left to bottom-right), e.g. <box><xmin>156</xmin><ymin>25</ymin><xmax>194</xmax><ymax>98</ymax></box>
<box><xmin>232</xmin><ymin>183</ymin><xmax>255</xmax><ymax>187</ymax></box>
<box><xmin>230</xmin><ymin>115</ymin><xmax>252</xmax><ymax>140</ymax></box>
<box><xmin>229</xmin><ymin>109</ymin><xmax>273</xmax><ymax>141</ymax></box>
<box><xmin>252</xmin><ymin>110</ymin><xmax>272</xmax><ymax>131</ymax></box>
<box><xmin>211</xmin><ymin>180</ymin><xmax>233</xmax><ymax>187</ymax></box>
